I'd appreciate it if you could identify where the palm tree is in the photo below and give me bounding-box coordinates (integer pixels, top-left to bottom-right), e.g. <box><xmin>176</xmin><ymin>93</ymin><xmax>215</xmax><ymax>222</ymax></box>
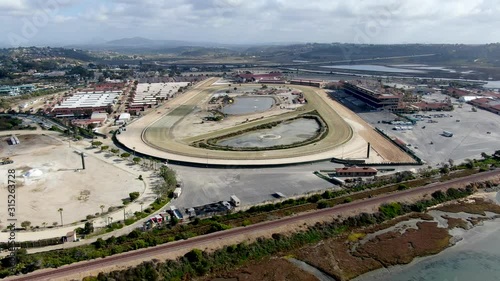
<box><xmin>100</xmin><ymin>205</ymin><xmax>105</xmax><ymax>214</ymax></box>
<box><xmin>58</xmin><ymin>208</ymin><xmax>64</xmax><ymax>226</ymax></box>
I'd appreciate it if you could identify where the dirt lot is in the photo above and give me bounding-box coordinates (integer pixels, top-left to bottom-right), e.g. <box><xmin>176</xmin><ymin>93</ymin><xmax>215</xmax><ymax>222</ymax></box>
<box><xmin>0</xmin><ymin>133</ymin><xmax>143</xmax><ymax>229</ymax></box>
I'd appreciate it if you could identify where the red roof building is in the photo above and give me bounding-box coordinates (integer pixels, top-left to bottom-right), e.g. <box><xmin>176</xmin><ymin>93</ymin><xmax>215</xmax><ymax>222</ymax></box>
<box><xmin>235</xmin><ymin>72</ymin><xmax>282</xmax><ymax>82</ymax></box>
<box><xmin>335</xmin><ymin>166</ymin><xmax>378</xmax><ymax>177</ymax></box>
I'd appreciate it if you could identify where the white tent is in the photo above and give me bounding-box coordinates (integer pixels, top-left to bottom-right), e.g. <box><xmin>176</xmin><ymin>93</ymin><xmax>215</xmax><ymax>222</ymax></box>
<box><xmin>24</xmin><ymin>169</ymin><xmax>43</xmax><ymax>178</ymax></box>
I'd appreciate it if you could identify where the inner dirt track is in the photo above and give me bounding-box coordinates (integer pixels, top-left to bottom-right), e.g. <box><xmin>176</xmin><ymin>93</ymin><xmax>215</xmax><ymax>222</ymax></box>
<box><xmin>116</xmin><ymin>78</ymin><xmax>414</xmax><ymax>166</ymax></box>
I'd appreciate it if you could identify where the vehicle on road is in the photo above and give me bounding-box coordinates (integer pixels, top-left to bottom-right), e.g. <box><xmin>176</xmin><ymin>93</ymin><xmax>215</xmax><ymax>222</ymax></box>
<box><xmin>442</xmin><ymin>130</ymin><xmax>453</xmax><ymax>137</ymax></box>
<box><xmin>230</xmin><ymin>195</ymin><xmax>240</xmax><ymax>207</ymax></box>
<box><xmin>0</xmin><ymin>158</ymin><xmax>14</xmax><ymax>165</ymax></box>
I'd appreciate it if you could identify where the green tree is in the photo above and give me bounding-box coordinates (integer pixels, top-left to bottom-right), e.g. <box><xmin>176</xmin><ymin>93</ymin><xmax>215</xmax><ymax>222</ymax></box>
<box><xmin>110</xmin><ymin>148</ymin><xmax>119</xmax><ymax>155</ymax></box>
<box><xmin>158</xmin><ymin>166</ymin><xmax>177</xmax><ymax>189</ymax></box>
<box><xmin>84</xmin><ymin>221</ymin><xmax>94</xmax><ymax>234</ymax></box>
<box><xmin>129</xmin><ymin>192</ymin><xmax>140</xmax><ymax>201</ymax></box>
<box><xmin>100</xmin><ymin>145</ymin><xmax>109</xmax><ymax>152</ymax></box>
<box><xmin>120</xmin><ymin>152</ymin><xmax>131</xmax><ymax>160</ymax></box>
<box><xmin>481</xmin><ymin>152</ymin><xmax>490</xmax><ymax>160</ymax></box>
<box><xmin>91</xmin><ymin>141</ymin><xmax>102</xmax><ymax>148</ymax></box>
<box><xmin>58</xmin><ymin>208</ymin><xmax>64</xmax><ymax>226</ymax></box>
<box><xmin>132</xmin><ymin>157</ymin><xmax>141</xmax><ymax>165</ymax></box>
<box><xmin>440</xmin><ymin>165</ymin><xmax>450</xmax><ymax>175</ymax></box>
<box><xmin>21</xmin><ymin>221</ymin><xmax>31</xmax><ymax>229</ymax></box>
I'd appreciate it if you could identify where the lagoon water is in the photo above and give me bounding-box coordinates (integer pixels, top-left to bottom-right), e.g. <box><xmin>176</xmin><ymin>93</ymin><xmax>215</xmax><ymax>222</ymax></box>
<box><xmin>321</xmin><ymin>64</ymin><xmax>424</xmax><ymax>73</ymax></box>
<box><xmin>355</xmin><ymin>192</ymin><xmax>500</xmax><ymax>281</ymax></box>
<box><xmin>222</xmin><ymin>96</ymin><xmax>274</xmax><ymax>115</ymax></box>
<box><xmin>217</xmin><ymin>118</ymin><xmax>320</xmax><ymax>148</ymax></box>
<box><xmin>484</xmin><ymin>80</ymin><xmax>500</xmax><ymax>89</ymax></box>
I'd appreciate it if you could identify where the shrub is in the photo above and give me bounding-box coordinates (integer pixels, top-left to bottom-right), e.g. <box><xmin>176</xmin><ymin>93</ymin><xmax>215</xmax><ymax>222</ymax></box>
<box><xmin>317</xmin><ymin>200</ymin><xmax>330</xmax><ymax>209</ymax></box>
<box><xmin>379</xmin><ymin>202</ymin><xmax>403</xmax><ymax>219</ymax></box>
<box><xmin>129</xmin><ymin>192</ymin><xmax>140</xmax><ymax>201</ymax></box>
<box><xmin>343</xmin><ymin>197</ymin><xmax>353</xmax><ymax>203</ymax></box>
<box><xmin>307</xmin><ymin>194</ymin><xmax>322</xmax><ymax>203</ymax></box>
<box><xmin>398</xmin><ymin>184</ymin><xmax>409</xmax><ymax>190</ymax></box>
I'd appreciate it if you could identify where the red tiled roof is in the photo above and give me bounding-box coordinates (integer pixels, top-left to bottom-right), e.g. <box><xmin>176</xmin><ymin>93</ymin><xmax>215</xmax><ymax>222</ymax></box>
<box><xmin>470</xmin><ymin>98</ymin><xmax>492</xmax><ymax>105</ymax></box>
<box><xmin>393</xmin><ymin>138</ymin><xmax>406</xmax><ymax>146</ymax></box>
<box><xmin>291</xmin><ymin>79</ymin><xmax>324</xmax><ymax>83</ymax></box>
<box><xmin>335</xmin><ymin>166</ymin><xmax>378</xmax><ymax>173</ymax></box>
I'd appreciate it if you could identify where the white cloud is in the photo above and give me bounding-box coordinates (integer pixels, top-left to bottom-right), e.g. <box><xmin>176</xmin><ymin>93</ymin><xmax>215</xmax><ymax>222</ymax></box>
<box><xmin>0</xmin><ymin>0</ymin><xmax>499</xmax><ymax>45</ymax></box>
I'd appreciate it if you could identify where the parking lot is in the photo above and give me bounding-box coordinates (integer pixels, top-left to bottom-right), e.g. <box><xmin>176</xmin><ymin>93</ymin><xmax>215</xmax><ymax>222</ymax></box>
<box><xmin>169</xmin><ymin>162</ymin><xmax>342</xmax><ymax>211</ymax></box>
<box><xmin>356</xmin><ymin>95</ymin><xmax>500</xmax><ymax>166</ymax></box>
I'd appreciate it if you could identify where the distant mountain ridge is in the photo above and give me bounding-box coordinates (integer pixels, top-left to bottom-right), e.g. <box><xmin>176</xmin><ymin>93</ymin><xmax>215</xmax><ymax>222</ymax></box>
<box><xmin>68</xmin><ymin>37</ymin><xmax>295</xmax><ymax>53</ymax></box>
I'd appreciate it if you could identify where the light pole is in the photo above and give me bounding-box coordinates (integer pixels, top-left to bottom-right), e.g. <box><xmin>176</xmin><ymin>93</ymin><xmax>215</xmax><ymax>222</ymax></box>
<box><xmin>133</xmin><ymin>146</ymin><xmax>136</xmax><ymax>157</ymax></box>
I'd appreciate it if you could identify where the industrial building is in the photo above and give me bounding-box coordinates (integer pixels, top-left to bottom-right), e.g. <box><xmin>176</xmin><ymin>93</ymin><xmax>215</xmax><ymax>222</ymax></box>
<box><xmin>50</xmin><ymin>91</ymin><xmax>120</xmax><ymax>117</ymax></box>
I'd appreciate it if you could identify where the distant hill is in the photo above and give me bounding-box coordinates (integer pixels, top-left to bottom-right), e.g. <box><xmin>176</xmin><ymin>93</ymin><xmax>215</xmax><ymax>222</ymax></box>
<box><xmin>104</xmin><ymin>37</ymin><xmax>200</xmax><ymax>48</ymax></box>
<box><xmin>244</xmin><ymin>43</ymin><xmax>500</xmax><ymax>66</ymax></box>
<box><xmin>70</xmin><ymin>37</ymin><xmax>248</xmax><ymax>54</ymax></box>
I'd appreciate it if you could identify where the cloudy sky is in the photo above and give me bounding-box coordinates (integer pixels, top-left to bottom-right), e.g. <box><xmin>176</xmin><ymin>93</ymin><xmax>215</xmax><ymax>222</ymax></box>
<box><xmin>1</xmin><ymin>0</ymin><xmax>499</xmax><ymax>47</ymax></box>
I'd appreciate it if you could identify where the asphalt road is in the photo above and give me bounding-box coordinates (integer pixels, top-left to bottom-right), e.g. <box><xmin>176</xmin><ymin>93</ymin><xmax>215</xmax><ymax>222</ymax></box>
<box><xmin>7</xmin><ymin>169</ymin><xmax>500</xmax><ymax>281</ymax></box>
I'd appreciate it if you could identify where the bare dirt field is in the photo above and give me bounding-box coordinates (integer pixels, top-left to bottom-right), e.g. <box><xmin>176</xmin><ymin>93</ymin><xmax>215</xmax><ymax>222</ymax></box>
<box><xmin>0</xmin><ymin>134</ymin><xmax>143</xmax><ymax>229</ymax></box>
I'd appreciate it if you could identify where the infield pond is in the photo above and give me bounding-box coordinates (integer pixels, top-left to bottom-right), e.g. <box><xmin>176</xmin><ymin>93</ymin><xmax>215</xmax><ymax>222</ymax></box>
<box><xmin>216</xmin><ymin>118</ymin><xmax>321</xmax><ymax>148</ymax></box>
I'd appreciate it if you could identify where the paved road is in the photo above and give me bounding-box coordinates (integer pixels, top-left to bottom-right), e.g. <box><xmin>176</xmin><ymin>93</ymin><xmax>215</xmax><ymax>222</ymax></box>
<box><xmin>7</xmin><ymin>169</ymin><xmax>499</xmax><ymax>281</ymax></box>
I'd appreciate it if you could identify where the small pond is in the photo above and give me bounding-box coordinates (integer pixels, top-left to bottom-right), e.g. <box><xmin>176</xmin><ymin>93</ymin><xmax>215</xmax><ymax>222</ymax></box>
<box><xmin>216</xmin><ymin>118</ymin><xmax>320</xmax><ymax>148</ymax></box>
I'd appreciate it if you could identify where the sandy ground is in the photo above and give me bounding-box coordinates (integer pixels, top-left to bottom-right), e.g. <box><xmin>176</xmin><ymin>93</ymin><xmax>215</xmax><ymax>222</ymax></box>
<box><xmin>0</xmin><ymin>133</ymin><xmax>143</xmax><ymax>229</ymax></box>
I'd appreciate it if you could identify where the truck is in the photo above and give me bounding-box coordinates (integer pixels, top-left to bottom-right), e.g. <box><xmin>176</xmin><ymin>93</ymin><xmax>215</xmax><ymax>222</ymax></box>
<box><xmin>169</xmin><ymin>206</ymin><xmax>183</xmax><ymax>220</ymax></box>
<box><xmin>0</xmin><ymin>158</ymin><xmax>14</xmax><ymax>165</ymax></box>
<box><xmin>230</xmin><ymin>195</ymin><xmax>240</xmax><ymax>207</ymax></box>
<box><xmin>173</xmin><ymin>188</ymin><xmax>182</xmax><ymax>199</ymax></box>
<box><xmin>443</xmin><ymin>131</ymin><xmax>453</xmax><ymax>137</ymax></box>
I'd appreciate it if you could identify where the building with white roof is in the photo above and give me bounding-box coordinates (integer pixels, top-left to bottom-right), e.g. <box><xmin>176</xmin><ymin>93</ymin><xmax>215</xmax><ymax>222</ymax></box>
<box><xmin>50</xmin><ymin>91</ymin><xmax>120</xmax><ymax>116</ymax></box>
